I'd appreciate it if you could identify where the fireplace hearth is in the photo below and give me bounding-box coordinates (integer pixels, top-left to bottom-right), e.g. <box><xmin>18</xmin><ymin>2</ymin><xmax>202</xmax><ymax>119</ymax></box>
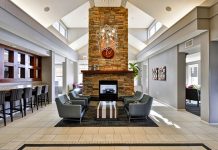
<box><xmin>82</xmin><ymin>70</ymin><xmax>134</xmax><ymax>96</ymax></box>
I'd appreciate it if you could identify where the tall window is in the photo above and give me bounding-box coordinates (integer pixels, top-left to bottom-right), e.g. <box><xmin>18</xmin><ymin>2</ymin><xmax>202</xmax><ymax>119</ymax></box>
<box><xmin>148</xmin><ymin>21</ymin><xmax>162</xmax><ymax>38</ymax></box>
<box><xmin>52</xmin><ymin>21</ymin><xmax>68</xmax><ymax>38</ymax></box>
<box><xmin>78</xmin><ymin>60</ymin><xmax>88</xmax><ymax>83</ymax></box>
<box><xmin>187</xmin><ymin>64</ymin><xmax>199</xmax><ymax>85</ymax></box>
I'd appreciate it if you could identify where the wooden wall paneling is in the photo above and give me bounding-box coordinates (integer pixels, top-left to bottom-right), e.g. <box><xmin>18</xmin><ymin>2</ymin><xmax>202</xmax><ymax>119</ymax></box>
<box><xmin>0</xmin><ymin>44</ymin><xmax>42</xmax><ymax>83</ymax></box>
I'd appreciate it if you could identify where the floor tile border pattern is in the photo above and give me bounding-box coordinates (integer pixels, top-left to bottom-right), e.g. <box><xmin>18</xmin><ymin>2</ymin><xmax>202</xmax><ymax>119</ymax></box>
<box><xmin>18</xmin><ymin>143</ymin><xmax>212</xmax><ymax>150</ymax></box>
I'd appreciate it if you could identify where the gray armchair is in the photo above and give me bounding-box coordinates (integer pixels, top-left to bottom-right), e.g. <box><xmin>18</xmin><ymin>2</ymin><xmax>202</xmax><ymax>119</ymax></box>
<box><xmin>68</xmin><ymin>90</ymin><xmax>89</xmax><ymax>107</ymax></box>
<box><xmin>123</xmin><ymin>91</ymin><xmax>143</xmax><ymax>106</ymax></box>
<box><xmin>55</xmin><ymin>94</ymin><xmax>85</xmax><ymax>123</ymax></box>
<box><xmin>125</xmin><ymin>94</ymin><xmax>153</xmax><ymax>122</ymax></box>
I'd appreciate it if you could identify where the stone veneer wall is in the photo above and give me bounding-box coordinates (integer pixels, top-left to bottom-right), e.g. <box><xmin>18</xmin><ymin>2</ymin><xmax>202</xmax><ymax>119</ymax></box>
<box><xmin>83</xmin><ymin>72</ymin><xmax>134</xmax><ymax>96</ymax></box>
<box><xmin>83</xmin><ymin>7</ymin><xmax>134</xmax><ymax>96</ymax></box>
<box><xmin>88</xmin><ymin>7</ymin><xmax>128</xmax><ymax>70</ymax></box>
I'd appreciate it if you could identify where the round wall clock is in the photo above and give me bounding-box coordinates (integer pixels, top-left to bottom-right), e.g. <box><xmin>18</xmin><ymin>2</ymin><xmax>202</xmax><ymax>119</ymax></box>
<box><xmin>102</xmin><ymin>47</ymin><xmax>114</xmax><ymax>59</ymax></box>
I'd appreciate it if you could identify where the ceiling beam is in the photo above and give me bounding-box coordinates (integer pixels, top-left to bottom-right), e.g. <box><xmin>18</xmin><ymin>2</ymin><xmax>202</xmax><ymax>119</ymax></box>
<box><xmin>89</xmin><ymin>0</ymin><xmax>95</xmax><ymax>8</ymax></box>
<box><xmin>121</xmin><ymin>0</ymin><xmax>128</xmax><ymax>7</ymax></box>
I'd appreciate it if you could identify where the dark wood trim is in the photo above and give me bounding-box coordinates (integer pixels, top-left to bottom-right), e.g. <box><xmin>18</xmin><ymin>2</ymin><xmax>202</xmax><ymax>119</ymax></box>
<box><xmin>0</xmin><ymin>44</ymin><xmax>36</xmax><ymax>56</ymax></box>
<box><xmin>0</xmin><ymin>78</ymin><xmax>33</xmax><ymax>83</ymax></box>
<box><xmin>17</xmin><ymin>143</ymin><xmax>212</xmax><ymax>150</ymax></box>
<box><xmin>0</xmin><ymin>44</ymin><xmax>42</xmax><ymax>83</ymax></box>
<box><xmin>81</xmin><ymin>70</ymin><xmax>134</xmax><ymax>74</ymax></box>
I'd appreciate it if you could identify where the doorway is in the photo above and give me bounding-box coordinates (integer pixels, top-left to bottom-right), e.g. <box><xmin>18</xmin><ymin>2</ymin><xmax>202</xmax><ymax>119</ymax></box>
<box><xmin>185</xmin><ymin>52</ymin><xmax>201</xmax><ymax>116</ymax></box>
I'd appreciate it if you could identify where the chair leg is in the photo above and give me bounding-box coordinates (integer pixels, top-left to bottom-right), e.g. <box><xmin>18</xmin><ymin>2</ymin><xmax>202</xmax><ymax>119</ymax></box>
<box><xmin>24</xmin><ymin>98</ymin><xmax>27</xmax><ymax>116</ymax></box>
<box><xmin>44</xmin><ymin>95</ymin><xmax>46</xmax><ymax>107</ymax></box>
<box><xmin>20</xmin><ymin>99</ymin><xmax>23</xmax><ymax>118</ymax></box>
<box><xmin>30</xmin><ymin>97</ymin><xmax>33</xmax><ymax>113</ymax></box>
<box><xmin>47</xmin><ymin>93</ymin><xmax>49</xmax><ymax>104</ymax></box>
<box><xmin>40</xmin><ymin>95</ymin><xmax>43</xmax><ymax>108</ymax></box>
<box><xmin>10</xmin><ymin>101</ymin><xmax>13</xmax><ymax>122</ymax></box>
<box><xmin>2</xmin><ymin>104</ymin><xmax>6</xmax><ymax>126</ymax></box>
<box><xmin>36</xmin><ymin>96</ymin><xmax>39</xmax><ymax>110</ymax></box>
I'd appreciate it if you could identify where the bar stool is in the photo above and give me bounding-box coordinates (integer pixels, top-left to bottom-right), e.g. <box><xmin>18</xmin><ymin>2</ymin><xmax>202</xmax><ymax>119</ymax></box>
<box><xmin>5</xmin><ymin>89</ymin><xmax>24</xmax><ymax>122</ymax></box>
<box><xmin>33</xmin><ymin>86</ymin><xmax>42</xmax><ymax>110</ymax></box>
<box><xmin>41</xmin><ymin>85</ymin><xmax>49</xmax><ymax>105</ymax></box>
<box><xmin>23</xmin><ymin>88</ymin><xmax>33</xmax><ymax>116</ymax></box>
<box><xmin>0</xmin><ymin>91</ymin><xmax>6</xmax><ymax>126</ymax></box>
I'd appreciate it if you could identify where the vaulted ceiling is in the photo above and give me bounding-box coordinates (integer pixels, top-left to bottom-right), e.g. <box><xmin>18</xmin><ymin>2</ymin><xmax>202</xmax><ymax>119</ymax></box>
<box><xmin>11</xmin><ymin>0</ymin><xmax>206</xmax><ymax>60</ymax></box>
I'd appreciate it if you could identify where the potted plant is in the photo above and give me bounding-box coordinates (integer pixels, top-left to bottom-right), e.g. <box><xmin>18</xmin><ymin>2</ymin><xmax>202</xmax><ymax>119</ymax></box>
<box><xmin>129</xmin><ymin>63</ymin><xmax>140</xmax><ymax>78</ymax></box>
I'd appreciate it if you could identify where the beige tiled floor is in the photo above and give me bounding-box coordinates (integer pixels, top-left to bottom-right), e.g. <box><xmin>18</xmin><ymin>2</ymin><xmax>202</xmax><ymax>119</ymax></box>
<box><xmin>0</xmin><ymin>101</ymin><xmax>218</xmax><ymax>150</ymax></box>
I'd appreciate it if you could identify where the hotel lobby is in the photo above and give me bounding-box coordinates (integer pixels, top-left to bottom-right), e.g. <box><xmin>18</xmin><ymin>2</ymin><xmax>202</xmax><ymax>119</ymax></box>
<box><xmin>1</xmin><ymin>0</ymin><xmax>218</xmax><ymax>149</ymax></box>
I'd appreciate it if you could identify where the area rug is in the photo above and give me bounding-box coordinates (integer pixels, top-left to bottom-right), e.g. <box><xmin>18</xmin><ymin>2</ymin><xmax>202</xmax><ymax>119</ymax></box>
<box><xmin>186</xmin><ymin>103</ymin><xmax>200</xmax><ymax>116</ymax></box>
<box><xmin>18</xmin><ymin>143</ymin><xmax>211</xmax><ymax>150</ymax></box>
<box><xmin>55</xmin><ymin>105</ymin><xmax>158</xmax><ymax>127</ymax></box>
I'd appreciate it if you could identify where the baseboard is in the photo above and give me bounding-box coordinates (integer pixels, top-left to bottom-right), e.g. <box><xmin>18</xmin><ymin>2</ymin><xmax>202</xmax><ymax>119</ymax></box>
<box><xmin>201</xmin><ymin>119</ymin><xmax>218</xmax><ymax>125</ymax></box>
<box><xmin>154</xmin><ymin>99</ymin><xmax>185</xmax><ymax>111</ymax></box>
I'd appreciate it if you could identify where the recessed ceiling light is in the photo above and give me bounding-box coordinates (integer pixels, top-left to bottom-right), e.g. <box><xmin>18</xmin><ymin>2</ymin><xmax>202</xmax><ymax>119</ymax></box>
<box><xmin>44</xmin><ymin>6</ymin><xmax>50</xmax><ymax>12</ymax></box>
<box><xmin>165</xmin><ymin>6</ymin><xmax>172</xmax><ymax>12</ymax></box>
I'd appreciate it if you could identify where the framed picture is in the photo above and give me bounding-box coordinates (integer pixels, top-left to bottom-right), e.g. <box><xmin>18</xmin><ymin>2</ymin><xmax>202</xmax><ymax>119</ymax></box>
<box><xmin>152</xmin><ymin>68</ymin><xmax>158</xmax><ymax>80</ymax></box>
<box><xmin>158</xmin><ymin>66</ymin><xmax>166</xmax><ymax>81</ymax></box>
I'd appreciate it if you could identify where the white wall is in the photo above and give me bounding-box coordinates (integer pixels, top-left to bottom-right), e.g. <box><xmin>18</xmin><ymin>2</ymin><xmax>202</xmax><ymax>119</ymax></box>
<box><xmin>210</xmin><ymin>3</ymin><xmax>218</xmax><ymax>41</ymax></box>
<box><xmin>63</xmin><ymin>59</ymin><xmax>77</xmax><ymax>93</ymax></box>
<box><xmin>41</xmin><ymin>51</ymin><xmax>55</xmax><ymax>102</ymax></box>
<box><xmin>148</xmin><ymin>47</ymin><xmax>186</xmax><ymax>109</ymax></box>
<box><xmin>149</xmin><ymin>47</ymin><xmax>177</xmax><ymax>107</ymax></box>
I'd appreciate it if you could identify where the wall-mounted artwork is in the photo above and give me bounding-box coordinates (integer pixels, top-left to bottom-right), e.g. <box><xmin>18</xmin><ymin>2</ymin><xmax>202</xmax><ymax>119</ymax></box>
<box><xmin>158</xmin><ymin>66</ymin><xmax>166</xmax><ymax>81</ymax></box>
<box><xmin>152</xmin><ymin>68</ymin><xmax>158</xmax><ymax>80</ymax></box>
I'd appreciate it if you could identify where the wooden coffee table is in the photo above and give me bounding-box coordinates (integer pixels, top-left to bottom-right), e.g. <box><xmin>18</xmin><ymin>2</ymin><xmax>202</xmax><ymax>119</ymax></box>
<box><xmin>97</xmin><ymin>101</ymin><xmax>117</xmax><ymax>119</ymax></box>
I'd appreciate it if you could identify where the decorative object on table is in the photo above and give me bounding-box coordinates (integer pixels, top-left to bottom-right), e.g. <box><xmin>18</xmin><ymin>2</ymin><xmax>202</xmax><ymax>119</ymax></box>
<box><xmin>129</xmin><ymin>63</ymin><xmax>140</xmax><ymax>78</ymax></box>
<box><xmin>152</xmin><ymin>68</ymin><xmax>158</xmax><ymax>80</ymax></box>
<box><xmin>158</xmin><ymin>66</ymin><xmax>166</xmax><ymax>81</ymax></box>
<box><xmin>88</xmin><ymin>64</ymin><xmax>99</xmax><ymax>70</ymax></box>
<box><xmin>97</xmin><ymin>24</ymin><xmax>118</xmax><ymax>59</ymax></box>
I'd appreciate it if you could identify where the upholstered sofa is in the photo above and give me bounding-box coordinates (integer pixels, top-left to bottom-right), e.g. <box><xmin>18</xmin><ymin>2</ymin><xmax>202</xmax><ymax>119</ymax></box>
<box><xmin>55</xmin><ymin>94</ymin><xmax>85</xmax><ymax>123</ymax></box>
<box><xmin>125</xmin><ymin>94</ymin><xmax>153</xmax><ymax>122</ymax></box>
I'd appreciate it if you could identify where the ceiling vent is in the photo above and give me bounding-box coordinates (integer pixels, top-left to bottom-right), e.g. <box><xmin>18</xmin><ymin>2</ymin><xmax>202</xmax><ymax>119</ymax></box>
<box><xmin>185</xmin><ymin>39</ymin><xmax>193</xmax><ymax>49</ymax></box>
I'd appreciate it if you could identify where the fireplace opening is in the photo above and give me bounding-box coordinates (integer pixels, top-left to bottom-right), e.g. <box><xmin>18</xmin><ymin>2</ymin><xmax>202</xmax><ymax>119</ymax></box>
<box><xmin>99</xmin><ymin>80</ymin><xmax>118</xmax><ymax>101</ymax></box>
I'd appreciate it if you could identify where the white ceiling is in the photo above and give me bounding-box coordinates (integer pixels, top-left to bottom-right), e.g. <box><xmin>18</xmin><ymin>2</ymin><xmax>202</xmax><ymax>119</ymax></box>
<box><xmin>128</xmin><ymin>33</ymin><xmax>147</xmax><ymax>51</ymax></box>
<box><xmin>69</xmin><ymin>33</ymin><xmax>88</xmax><ymax>50</ymax></box>
<box><xmin>61</xmin><ymin>2</ymin><xmax>90</xmax><ymax>28</ymax></box>
<box><xmin>11</xmin><ymin>0</ymin><xmax>88</xmax><ymax>27</ymax></box>
<box><xmin>10</xmin><ymin>0</ymin><xmax>207</xmax><ymax>59</ymax></box>
<box><xmin>128</xmin><ymin>0</ymin><xmax>206</xmax><ymax>27</ymax></box>
<box><xmin>126</xmin><ymin>2</ymin><xmax>154</xmax><ymax>28</ymax></box>
<box><xmin>94</xmin><ymin>0</ymin><xmax>122</xmax><ymax>7</ymax></box>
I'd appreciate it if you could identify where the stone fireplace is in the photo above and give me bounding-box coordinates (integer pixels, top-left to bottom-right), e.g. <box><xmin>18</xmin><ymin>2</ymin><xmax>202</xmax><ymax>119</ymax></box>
<box><xmin>82</xmin><ymin>7</ymin><xmax>134</xmax><ymax>96</ymax></box>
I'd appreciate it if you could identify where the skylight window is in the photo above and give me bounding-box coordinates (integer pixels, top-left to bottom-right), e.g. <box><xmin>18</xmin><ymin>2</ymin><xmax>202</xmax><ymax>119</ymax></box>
<box><xmin>148</xmin><ymin>21</ymin><xmax>163</xmax><ymax>39</ymax></box>
<box><xmin>52</xmin><ymin>21</ymin><xmax>68</xmax><ymax>38</ymax></box>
